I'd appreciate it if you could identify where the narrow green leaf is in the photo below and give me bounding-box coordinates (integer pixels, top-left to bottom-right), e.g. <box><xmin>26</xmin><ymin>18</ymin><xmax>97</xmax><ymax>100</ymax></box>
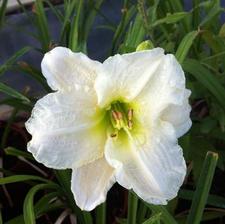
<box><xmin>152</xmin><ymin>12</ymin><xmax>189</xmax><ymax>27</ymax></box>
<box><xmin>200</xmin><ymin>0</ymin><xmax>222</xmax><ymax>27</ymax></box>
<box><xmin>0</xmin><ymin>47</ymin><xmax>31</xmax><ymax>75</ymax></box>
<box><xmin>0</xmin><ymin>175</ymin><xmax>49</xmax><ymax>185</ymax></box>
<box><xmin>183</xmin><ymin>59</ymin><xmax>225</xmax><ymax>110</ymax></box>
<box><xmin>34</xmin><ymin>0</ymin><xmax>50</xmax><ymax>52</ymax></box>
<box><xmin>142</xmin><ymin>212</ymin><xmax>162</xmax><ymax>224</ymax></box>
<box><xmin>96</xmin><ymin>203</ymin><xmax>106</xmax><ymax>224</ymax></box>
<box><xmin>0</xmin><ymin>0</ymin><xmax>7</xmax><ymax>28</ymax></box>
<box><xmin>23</xmin><ymin>183</ymin><xmax>59</xmax><ymax>224</ymax></box>
<box><xmin>0</xmin><ymin>82</ymin><xmax>30</xmax><ymax>103</ymax></box>
<box><xmin>186</xmin><ymin>151</ymin><xmax>218</xmax><ymax>224</ymax></box>
<box><xmin>179</xmin><ymin>189</ymin><xmax>225</xmax><ymax>209</ymax></box>
<box><xmin>137</xmin><ymin>201</ymin><xmax>149</xmax><ymax>224</ymax></box>
<box><xmin>128</xmin><ymin>192</ymin><xmax>138</xmax><ymax>224</ymax></box>
<box><xmin>69</xmin><ymin>0</ymin><xmax>83</xmax><ymax>52</ymax></box>
<box><xmin>4</xmin><ymin>147</ymin><xmax>34</xmax><ymax>160</ymax></box>
<box><xmin>144</xmin><ymin>204</ymin><xmax>177</xmax><ymax>224</ymax></box>
<box><xmin>175</xmin><ymin>30</ymin><xmax>198</xmax><ymax>64</ymax></box>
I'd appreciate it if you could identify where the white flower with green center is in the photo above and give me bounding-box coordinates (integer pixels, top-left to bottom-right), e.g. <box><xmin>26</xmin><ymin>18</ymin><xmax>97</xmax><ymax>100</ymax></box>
<box><xmin>25</xmin><ymin>47</ymin><xmax>191</xmax><ymax>211</ymax></box>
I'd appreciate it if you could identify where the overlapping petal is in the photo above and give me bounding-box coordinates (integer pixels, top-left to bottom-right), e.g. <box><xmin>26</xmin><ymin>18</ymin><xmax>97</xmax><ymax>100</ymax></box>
<box><xmin>26</xmin><ymin>47</ymin><xmax>106</xmax><ymax>169</ymax></box>
<box><xmin>71</xmin><ymin>157</ymin><xmax>115</xmax><ymax>211</ymax></box>
<box><xmin>26</xmin><ymin>91</ymin><xmax>106</xmax><ymax>169</ymax></box>
<box><xmin>94</xmin><ymin>48</ymin><xmax>164</xmax><ymax>107</ymax></box>
<box><xmin>104</xmin><ymin>121</ymin><xmax>186</xmax><ymax>204</ymax></box>
<box><xmin>41</xmin><ymin>47</ymin><xmax>101</xmax><ymax>91</ymax></box>
<box><xmin>134</xmin><ymin>54</ymin><xmax>191</xmax><ymax>137</ymax></box>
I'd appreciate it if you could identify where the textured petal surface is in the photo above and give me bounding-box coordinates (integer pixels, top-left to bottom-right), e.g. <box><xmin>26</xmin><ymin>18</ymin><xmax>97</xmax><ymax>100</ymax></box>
<box><xmin>41</xmin><ymin>47</ymin><xmax>101</xmax><ymax>91</ymax></box>
<box><xmin>105</xmin><ymin>121</ymin><xmax>186</xmax><ymax>205</ymax></box>
<box><xmin>134</xmin><ymin>54</ymin><xmax>191</xmax><ymax>137</ymax></box>
<box><xmin>26</xmin><ymin>90</ymin><xmax>106</xmax><ymax>169</ymax></box>
<box><xmin>71</xmin><ymin>157</ymin><xmax>115</xmax><ymax>211</ymax></box>
<box><xmin>95</xmin><ymin>48</ymin><xmax>164</xmax><ymax>107</ymax></box>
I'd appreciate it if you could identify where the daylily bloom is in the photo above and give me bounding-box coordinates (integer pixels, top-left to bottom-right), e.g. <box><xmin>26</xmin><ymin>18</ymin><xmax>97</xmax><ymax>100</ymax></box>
<box><xmin>25</xmin><ymin>47</ymin><xmax>191</xmax><ymax>211</ymax></box>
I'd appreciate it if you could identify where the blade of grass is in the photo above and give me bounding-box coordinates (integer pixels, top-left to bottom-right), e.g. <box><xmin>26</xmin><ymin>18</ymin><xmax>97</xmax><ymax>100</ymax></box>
<box><xmin>137</xmin><ymin>201</ymin><xmax>148</xmax><ymax>224</ymax></box>
<box><xmin>96</xmin><ymin>202</ymin><xmax>106</xmax><ymax>224</ymax></box>
<box><xmin>144</xmin><ymin>203</ymin><xmax>178</xmax><ymax>224</ymax></box>
<box><xmin>4</xmin><ymin>147</ymin><xmax>34</xmax><ymax>160</ymax></box>
<box><xmin>0</xmin><ymin>83</ymin><xmax>30</xmax><ymax>103</ymax></box>
<box><xmin>179</xmin><ymin>189</ymin><xmax>225</xmax><ymax>209</ymax></box>
<box><xmin>23</xmin><ymin>183</ymin><xmax>59</xmax><ymax>224</ymax></box>
<box><xmin>0</xmin><ymin>47</ymin><xmax>31</xmax><ymax>76</ymax></box>
<box><xmin>69</xmin><ymin>0</ymin><xmax>83</xmax><ymax>52</ymax></box>
<box><xmin>0</xmin><ymin>175</ymin><xmax>49</xmax><ymax>185</ymax></box>
<box><xmin>142</xmin><ymin>212</ymin><xmax>161</xmax><ymax>224</ymax></box>
<box><xmin>175</xmin><ymin>30</ymin><xmax>198</xmax><ymax>64</ymax></box>
<box><xmin>186</xmin><ymin>151</ymin><xmax>218</xmax><ymax>224</ymax></box>
<box><xmin>183</xmin><ymin>59</ymin><xmax>225</xmax><ymax>110</ymax></box>
<box><xmin>34</xmin><ymin>0</ymin><xmax>50</xmax><ymax>52</ymax></box>
<box><xmin>0</xmin><ymin>0</ymin><xmax>7</xmax><ymax>28</ymax></box>
<box><xmin>128</xmin><ymin>191</ymin><xmax>138</xmax><ymax>224</ymax></box>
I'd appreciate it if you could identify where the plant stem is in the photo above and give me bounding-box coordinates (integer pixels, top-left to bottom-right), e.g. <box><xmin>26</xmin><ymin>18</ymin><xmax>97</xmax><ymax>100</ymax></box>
<box><xmin>96</xmin><ymin>202</ymin><xmax>106</xmax><ymax>224</ymax></box>
<box><xmin>127</xmin><ymin>191</ymin><xmax>138</xmax><ymax>224</ymax></box>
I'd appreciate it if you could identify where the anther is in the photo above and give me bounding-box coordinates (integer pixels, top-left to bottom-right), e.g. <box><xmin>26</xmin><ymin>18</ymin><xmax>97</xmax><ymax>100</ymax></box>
<box><xmin>128</xmin><ymin>120</ymin><xmax>133</xmax><ymax>129</ymax></box>
<box><xmin>112</xmin><ymin>110</ymin><xmax>122</xmax><ymax>121</ymax></box>
<box><xmin>110</xmin><ymin>133</ymin><xmax>117</xmax><ymax>138</ymax></box>
<box><xmin>128</xmin><ymin>109</ymin><xmax>133</xmax><ymax>121</ymax></box>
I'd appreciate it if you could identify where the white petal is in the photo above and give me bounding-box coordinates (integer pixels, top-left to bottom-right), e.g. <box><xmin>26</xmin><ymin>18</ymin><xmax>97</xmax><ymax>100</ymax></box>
<box><xmin>95</xmin><ymin>48</ymin><xmax>164</xmax><ymax>107</ymax></box>
<box><xmin>104</xmin><ymin>122</ymin><xmax>186</xmax><ymax>205</ymax></box>
<box><xmin>71</xmin><ymin>157</ymin><xmax>115</xmax><ymax>211</ymax></box>
<box><xmin>41</xmin><ymin>47</ymin><xmax>101</xmax><ymax>91</ymax></box>
<box><xmin>25</xmin><ymin>91</ymin><xmax>105</xmax><ymax>169</ymax></box>
<box><xmin>135</xmin><ymin>54</ymin><xmax>191</xmax><ymax>137</ymax></box>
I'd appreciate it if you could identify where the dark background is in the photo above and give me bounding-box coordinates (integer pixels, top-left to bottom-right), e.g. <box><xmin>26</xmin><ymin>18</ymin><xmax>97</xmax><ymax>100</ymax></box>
<box><xmin>0</xmin><ymin>0</ymin><xmax>225</xmax><ymax>95</ymax></box>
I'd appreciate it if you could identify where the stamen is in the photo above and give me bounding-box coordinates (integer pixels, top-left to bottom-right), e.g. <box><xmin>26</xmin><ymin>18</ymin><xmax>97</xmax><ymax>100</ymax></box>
<box><xmin>112</xmin><ymin>110</ymin><xmax>123</xmax><ymax>120</ymax></box>
<box><xmin>128</xmin><ymin>109</ymin><xmax>133</xmax><ymax>121</ymax></box>
<box><xmin>112</xmin><ymin>110</ymin><xmax>119</xmax><ymax>121</ymax></box>
<box><xmin>128</xmin><ymin>120</ymin><xmax>133</xmax><ymax>129</ymax></box>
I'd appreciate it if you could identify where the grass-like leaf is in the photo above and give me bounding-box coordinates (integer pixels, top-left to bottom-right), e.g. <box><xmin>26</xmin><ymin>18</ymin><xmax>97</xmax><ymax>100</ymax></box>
<box><xmin>183</xmin><ymin>59</ymin><xmax>225</xmax><ymax>110</ymax></box>
<box><xmin>186</xmin><ymin>151</ymin><xmax>218</xmax><ymax>224</ymax></box>
<box><xmin>23</xmin><ymin>183</ymin><xmax>59</xmax><ymax>224</ymax></box>
<box><xmin>0</xmin><ymin>83</ymin><xmax>30</xmax><ymax>103</ymax></box>
<box><xmin>175</xmin><ymin>30</ymin><xmax>198</xmax><ymax>64</ymax></box>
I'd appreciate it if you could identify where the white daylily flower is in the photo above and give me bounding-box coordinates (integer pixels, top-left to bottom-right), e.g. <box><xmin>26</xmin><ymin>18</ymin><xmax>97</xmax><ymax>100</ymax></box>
<box><xmin>25</xmin><ymin>47</ymin><xmax>191</xmax><ymax>211</ymax></box>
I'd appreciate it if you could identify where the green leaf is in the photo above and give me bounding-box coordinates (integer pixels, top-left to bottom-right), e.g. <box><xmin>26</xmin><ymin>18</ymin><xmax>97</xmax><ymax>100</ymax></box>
<box><xmin>0</xmin><ymin>175</ymin><xmax>49</xmax><ymax>185</ymax></box>
<box><xmin>142</xmin><ymin>212</ymin><xmax>162</xmax><ymax>224</ymax></box>
<box><xmin>179</xmin><ymin>189</ymin><xmax>225</xmax><ymax>209</ymax></box>
<box><xmin>0</xmin><ymin>47</ymin><xmax>31</xmax><ymax>75</ymax></box>
<box><xmin>4</xmin><ymin>147</ymin><xmax>34</xmax><ymax>160</ymax></box>
<box><xmin>144</xmin><ymin>204</ymin><xmax>177</xmax><ymax>224</ymax></box>
<box><xmin>95</xmin><ymin>203</ymin><xmax>106</xmax><ymax>224</ymax></box>
<box><xmin>0</xmin><ymin>0</ymin><xmax>7</xmax><ymax>28</ymax></box>
<box><xmin>23</xmin><ymin>183</ymin><xmax>59</xmax><ymax>224</ymax></box>
<box><xmin>0</xmin><ymin>82</ymin><xmax>30</xmax><ymax>103</ymax></box>
<box><xmin>200</xmin><ymin>0</ymin><xmax>222</xmax><ymax>27</ymax></box>
<box><xmin>34</xmin><ymin>0</ymin><xmax>51</xmax><ymax>52</ymax></box>
<box><xmin>69</xmin><ymin>0</ymin><xmax>84</xmax><ymax>52</ymax></box>
<box><xmin>183</xmin><ymin>59</ymin><xmax>225</xmax><ymax>110</ymax></box>
<box><xmin>186</xmin><ymin>151</ymin><xmax>218</xmax><ymax>224</ymax></box>
<box><xmin>152</xmin><ymin>12</ymin><xmax>189</xmax><ymax>27</ymax></box>
<box><xmin>128</xmin><ymin>192</ymin><xmax>138</xmax><ymax>224</ymax></box>
<box><xmin>175</xmin><ymin>30</ymin><xmax>198</xmax><ymax>64</ymax></box>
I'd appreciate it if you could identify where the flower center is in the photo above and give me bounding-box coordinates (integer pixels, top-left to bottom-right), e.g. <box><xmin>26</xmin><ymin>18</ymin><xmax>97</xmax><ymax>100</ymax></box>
<box><xmin>106</xmin><ymin>101</ymin><xmax>134</xmax><ymax>138</ymax></box>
